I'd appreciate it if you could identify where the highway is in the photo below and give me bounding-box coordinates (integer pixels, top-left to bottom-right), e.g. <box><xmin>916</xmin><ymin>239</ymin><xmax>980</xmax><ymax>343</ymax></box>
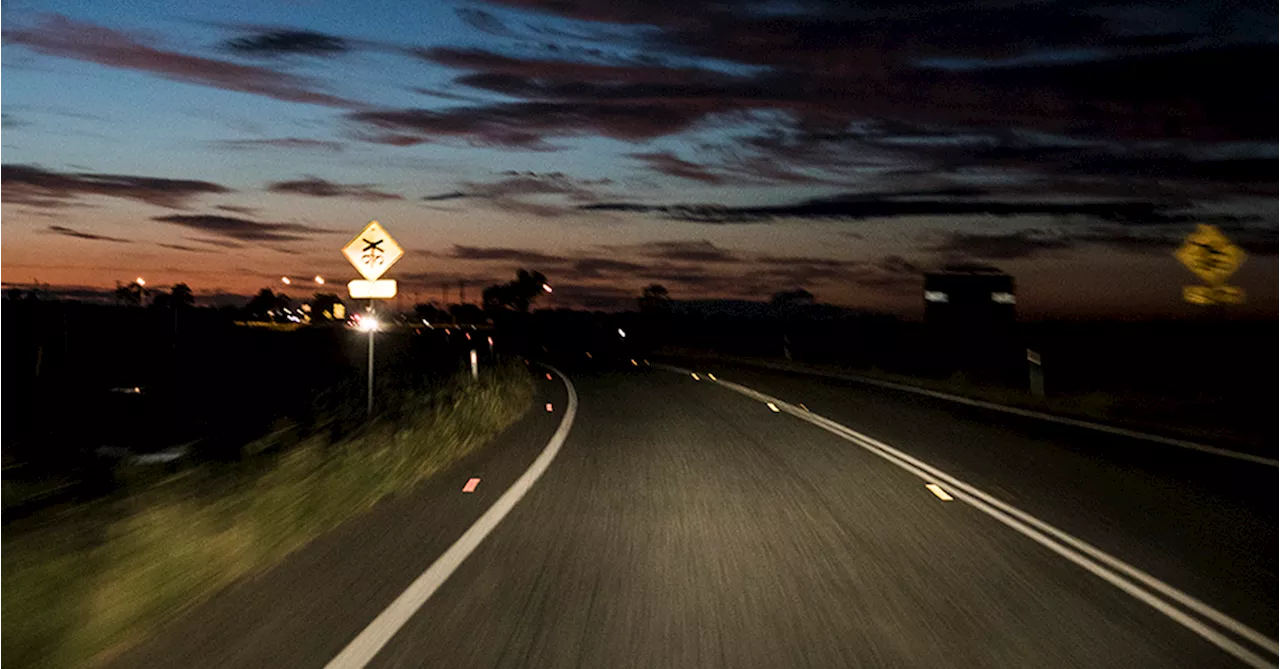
<box><xmin>108</xmin><ymin>360</ymin><xmax>1278</xmax><ymax>669</ymax></box>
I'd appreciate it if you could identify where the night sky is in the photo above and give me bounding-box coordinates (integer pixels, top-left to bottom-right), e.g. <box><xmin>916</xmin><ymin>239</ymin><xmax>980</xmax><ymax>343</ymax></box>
<box><xmin>2</xmin><ymin>0</ymin><xmax>1275</xmax><ymax>317</ymax></box>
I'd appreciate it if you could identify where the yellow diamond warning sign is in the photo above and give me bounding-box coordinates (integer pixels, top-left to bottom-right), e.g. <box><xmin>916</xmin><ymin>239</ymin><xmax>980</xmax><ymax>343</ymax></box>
<box><xmin>1174</xmin><ymin>224</ymin><xmax>1245</xmax><ymax>286</ymax></box>
<box><xmin>342</xmin><ymin>220</ymin><xmax>404</xmax><ymax>281</ymax></box>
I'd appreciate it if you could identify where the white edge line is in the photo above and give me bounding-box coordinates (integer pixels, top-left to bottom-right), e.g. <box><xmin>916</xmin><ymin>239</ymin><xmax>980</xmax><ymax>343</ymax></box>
<box><xmin>659</xmin><ymin>362</ymin><xmax>1277</xmax><ymax>666</ymax></box>
<box><xmin>709</xmin><ymin>358</ymin><xmax>1277</xmax><ymax>467</ymax></box>
<box><xmin>325</xmin><ymin>365</ymin><xmax>578</xmax><ymax>669</ymax></box>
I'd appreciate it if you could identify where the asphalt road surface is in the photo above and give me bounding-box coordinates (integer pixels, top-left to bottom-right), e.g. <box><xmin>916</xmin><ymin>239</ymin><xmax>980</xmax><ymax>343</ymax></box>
<box><xmin>108</xmin><ymin>360</ymin><xmax>1278</xmax><ymax>669</ymax></box>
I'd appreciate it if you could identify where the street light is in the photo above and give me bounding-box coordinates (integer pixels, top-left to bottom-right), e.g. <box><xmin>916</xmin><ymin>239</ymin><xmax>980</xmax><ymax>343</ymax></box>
<box><xmin>542</xmin><ymin>283</ymin><xmax>553</xmax><ymax>293</ymax></box>
<box><xmin>314</xmin><ymin>276</ymin><xmax>325</xmax><ymax>285</ymax></box>
<box><xmin>357</xmin><ymin>315</ymin><xmax>379</xmax><ymax>332</ymax></box>
<box><xmin>281</xmin><ymin>276</ymin><xmax>292</xmax><ymax>285</ymax></box>
<box><xmin>135</xmin><ymin>277</ymin><xmax>145</xmax><ymax>287</ymax></box>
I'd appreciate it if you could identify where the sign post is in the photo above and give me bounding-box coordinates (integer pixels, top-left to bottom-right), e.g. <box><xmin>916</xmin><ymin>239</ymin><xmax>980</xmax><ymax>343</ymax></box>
<box><xmin>342</xmin><ymin>220</ymin><xmax>405</xmax><ymax>418</ymax></box>
<box><xmin>1174</xmin><ymin>224</ymin><xmax>1246</xmax><ymax>307</ymax></box>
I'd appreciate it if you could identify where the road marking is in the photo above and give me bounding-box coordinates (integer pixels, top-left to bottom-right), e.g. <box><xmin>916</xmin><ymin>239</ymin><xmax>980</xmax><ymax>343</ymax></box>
<box><xmin>653</xmin><ymin>363</ymin><xmax>1277</xmax><ymax>668</ymax></box>
<box><xmin>710</xmin><ymin>358</ymin><xmax>1276</xmax><ymax>467</ymax></box>
<box><xmin>925</xmin><ymin>483</ymin><xmax>953</xmax><ymax>501</ymax></box>
<box><xmin>462</xmin><ymin>478</ymin><xmax>480</xmax><ymax>493</ymax></box>
<box><xmin>766</xmin><ymin>402</ymin><xmax>780</xmax><ymax>413</ymax></box>
<box><xmin>325</xmin><ymin>366</ymin><xmax>578</xmax><ymax>669</ymax></box>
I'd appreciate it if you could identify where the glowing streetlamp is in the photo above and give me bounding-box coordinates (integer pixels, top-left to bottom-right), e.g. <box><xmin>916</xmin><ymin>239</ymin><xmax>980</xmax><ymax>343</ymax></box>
<box><xmin>542</xmin><ymin>283</ymin><xmax>553</xmax><ymax>293</ymax></box>
<box><xmin>281</xmin><ymin>276</ymin><xmax>292</xmax><ymax>285</ymax></box>
<box><xmin>314</xmin><ymin>275</ymin><xmax>325</xmax><ymax>285</ymax></box>
<box><xmin>135</xmin><ymin>277</ymin><xmax>146</xmax><ymax>286</ymax></box>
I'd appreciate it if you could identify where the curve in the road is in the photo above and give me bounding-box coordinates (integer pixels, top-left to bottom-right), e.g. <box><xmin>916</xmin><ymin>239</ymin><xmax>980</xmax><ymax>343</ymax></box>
<box><xmin>325</xmin><ymin>365</ymin><xmax>578</xmax><ymax>669</ymax></box>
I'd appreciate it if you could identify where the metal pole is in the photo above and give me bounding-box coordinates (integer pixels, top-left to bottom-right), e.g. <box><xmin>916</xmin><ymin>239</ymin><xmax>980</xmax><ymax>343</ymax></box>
<box><xmin>367</xmin><ymin>300</ymin><xmax>375</xmax><ymax>417</ymax></box>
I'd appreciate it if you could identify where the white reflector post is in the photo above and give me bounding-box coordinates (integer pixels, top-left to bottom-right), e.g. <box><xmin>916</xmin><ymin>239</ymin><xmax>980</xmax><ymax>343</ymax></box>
<box><xmin>348</xmin><ymin>279</ymin><xmax>398</xmax><ymax>299</ymax></box>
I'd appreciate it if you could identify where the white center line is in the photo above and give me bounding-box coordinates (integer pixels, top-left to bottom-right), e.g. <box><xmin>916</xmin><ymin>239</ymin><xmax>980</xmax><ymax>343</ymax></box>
<box><xmin>925</xmin><ymin>483</ymin><xmax>954</xmax><ymax>501</ymax></box>
<box><xmin>651</xmin><ymin>363</ymin><xmax>1278</xmax><ymax>669</ymax></box>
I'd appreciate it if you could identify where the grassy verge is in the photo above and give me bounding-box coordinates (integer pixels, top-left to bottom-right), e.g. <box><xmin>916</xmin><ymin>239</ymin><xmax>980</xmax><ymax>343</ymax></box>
<box><xmin>2</xmin><ymin>360</ymin><xmax>534</xmax><ymax>669</ymax></box>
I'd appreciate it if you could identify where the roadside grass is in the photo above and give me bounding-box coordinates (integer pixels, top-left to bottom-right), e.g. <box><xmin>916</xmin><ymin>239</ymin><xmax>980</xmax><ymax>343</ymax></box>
<box><xmin>2</xmin><ymin>360</ymin><xmax>534</xmax><ymax>669</ymax></box>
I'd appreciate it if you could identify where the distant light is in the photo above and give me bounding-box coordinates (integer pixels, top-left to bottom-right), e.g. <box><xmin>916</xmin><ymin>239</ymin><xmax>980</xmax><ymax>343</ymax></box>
<box><xmin>542</xmin><ymin>283</ymin><xmax>553</xmax><ymax>293</ymax></box>
<box><xmin>707</xmin><ymin>373</ymin><xmax>717</xmax><ymax>381</ymax></box>
<box><xmin>487</xmin><ymin>336</ymin><xmax>494</xmax><ymax>347</ymax></box>
<box><xmin>924</xmin><ymin>290</ymin><xmax>948</xmax><ymax>303</ymax></box>
<box><xmin>630</xmin><ymin>359</ymin><xmax>638</xmax><ymax>366</ymax></box>
<box><xmin>617</xmin><ymin>328</ymin><xmax>626</xmax><ymax>338</ymax></box>
<box><xmin>691</xmin><ymin>373</ymin><xmax>700</xmax><ymax>381</ymax></box>
<box><xmin>301</xmin><ymin>304</ymin><xmax>312</xmax><ymax>313</ymax></box>
<box><xmin>422</xmin><ymin>319</ymin><xmax>430</xmax><ymax>325</ymax></box>
<box><xmin>314</xmin><ymin>276</ymin><xmax>325</xmax><ymax>285</ymax></box>
<box><xmin>991</xmin><ymin>292</ymin><xmax>1016</xmax><ymax>304</ymax></box>
<box><xmin>357</xmin><ymin>316</ymin><xmax>379</xmax><ymax>332</ymax></box>
<box><xmin>281</xmin><ymin>276</ymin><xmax>292</xmax><ymax>285</ymax></box>
<box><xmin>135</xmin><ymin>277</ymin><xmax>146</xmax><ymax>286</ymax></box>
<box><xmin>766</xmin><ymin>402</ymin><xmax>780</xmax><ymax>413</ymax></box>
<box><xmin>545</xmin><ymin>403</ymin><xmax>554</xmax><ymax>412</ymax></box>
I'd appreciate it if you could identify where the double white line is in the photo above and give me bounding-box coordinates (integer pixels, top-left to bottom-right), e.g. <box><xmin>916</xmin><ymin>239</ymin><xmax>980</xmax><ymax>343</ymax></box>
<box><xmin>669</xmin><ymin>365</ymin><xmax>1278</xmax><ymax>669</ymax></box>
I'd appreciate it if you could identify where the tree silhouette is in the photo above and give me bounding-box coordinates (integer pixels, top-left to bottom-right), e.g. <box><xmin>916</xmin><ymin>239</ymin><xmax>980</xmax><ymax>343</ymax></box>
<box><xmin>483</xmin><ymin>269</ymin><xmax>549</xmax><ymax>313</ymax></box>
<box><xmin>244</xmin><ymin>289</ymin><xmax>290</xmax><ymax>320</ymax></box>
<box><xmin>638</xmin><ymin>284</ymin><xmax>671</xmax><ymax>313</ymax></box>
<box><xmin>170</xmin><ymin>283</ymin><xmax>195</xmax><ymax>308</ymax></box>
<box><xmin>450</xmin><ymin>303</ymin><xmax>486</xmax><ymax>325</ymax></box>
<box><xmin>114</xmin><ymin>281</ymin><xmax>144</xmax><ymax>306</ymax></box>
<box><xmin>311</xmin><ymin>292</ymin><xmax>345</xmax><ymax>319</ymax></box>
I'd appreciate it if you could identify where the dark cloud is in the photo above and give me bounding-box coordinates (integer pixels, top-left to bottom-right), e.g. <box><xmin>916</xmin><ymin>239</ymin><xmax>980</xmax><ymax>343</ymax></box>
<box><xmin>224</xmin><ymin>30</ymin><xmax>348</xmax><ymax>57</ymax></box>
<box><xmin>422</xmin><ymin>191</ymin><xmax>468</xmax><ymax>201</ymax></box>
<box><xmin>2</xmin><ymin>164</ymin><xmax>230</xmax><ymax>209</ymax></box>
<box><xmin>187</xmin><ymin>236</ymin><xmax>247</xmax><ymax>249</ymax></box>
<box><xmin>455</xmin><ymin>8</ymin><xmax>518</xmax><ymax>37</ymax></box>
<box><xmin>7</xmin><ymin>15</ymin><xmax>356</xmax><ymax>108</ymax></box>
<box><xmin>45</xmin><ymin>225</ymin><xmax>132</xmax><ymax>243</ymax></box>
<box><xmin>451</xmin><ymin>245</ymin><xmax>574</xmax><ymax>265</ymax></box>
<box><xmin>154</xmin><ymin>214</ymin><xmax>336</xmax><ymax>242</ymax></box>
<box><xmin>215</xmin><ymin>204</ymin><xmax>259</xmax><ymax>215</ymax></box>
<box><xmin>623</xmin><ymin>240</ymin><xmax>740</xmax><ymax>263</ymax></box>
<box><xmin>628</xmin><ymin>152</ymin><xmax>724</xmax><ymax>184</ymax></box>
<box><xmin>930</xmin><ymin>230</ymin><xmax>1075</xmax><ymax>260</ymax></box>
<box><xmin>348</xmin><ymin>102</ymin><xmax>707</xmax><ymax>149</ymax></box>
<box><xmin>266</xmin><ymin>177</ymin><xmax>403</xmax><ymax>201</ymax></box>
<box><xmin>156</xmin><ymin>242</ymin><xmax>219</xmax><ymax>253</ymax></box>
<box><xmin>421</xmin><ymin>172</ymin><xmax>613</xmax><ymax>216</ymax></box>
<box><xmin>581</xmin><ymin>194</ymin><xmax>1210</xmax><ymax>225</ymax></box>
<box><xmin>212</xmin><ymin>137</ymin><xmax>346</xmax><ymax>152</ymax></box>
<box><xmin>570</xmin><ymin>257</ymin><xmax>650</xmax><ymax>278</ymax></box>
<box><xmin>389</xmin><ymin>1</ymin><xmax>1275</xmax><ymax>203</ymax></box>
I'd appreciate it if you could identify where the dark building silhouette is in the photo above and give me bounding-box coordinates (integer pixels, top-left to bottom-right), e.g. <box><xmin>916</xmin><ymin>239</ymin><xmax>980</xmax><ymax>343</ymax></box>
<box><xmin>923</xmin><ymin>264</ymin><xmax>1017</xmax><ymax>378</ymax></box>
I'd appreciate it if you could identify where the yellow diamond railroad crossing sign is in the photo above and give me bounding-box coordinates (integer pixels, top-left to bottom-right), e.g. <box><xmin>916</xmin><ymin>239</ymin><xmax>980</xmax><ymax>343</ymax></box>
<box><xmin>1174</xmin><ymin>224</ymin><xmax>1245</xmax><ymax>285</ymax></box>
<box><xmin>343</xmin><ymin>220</ymin><xmax>404</xmax><ymax>281</ymax></box>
